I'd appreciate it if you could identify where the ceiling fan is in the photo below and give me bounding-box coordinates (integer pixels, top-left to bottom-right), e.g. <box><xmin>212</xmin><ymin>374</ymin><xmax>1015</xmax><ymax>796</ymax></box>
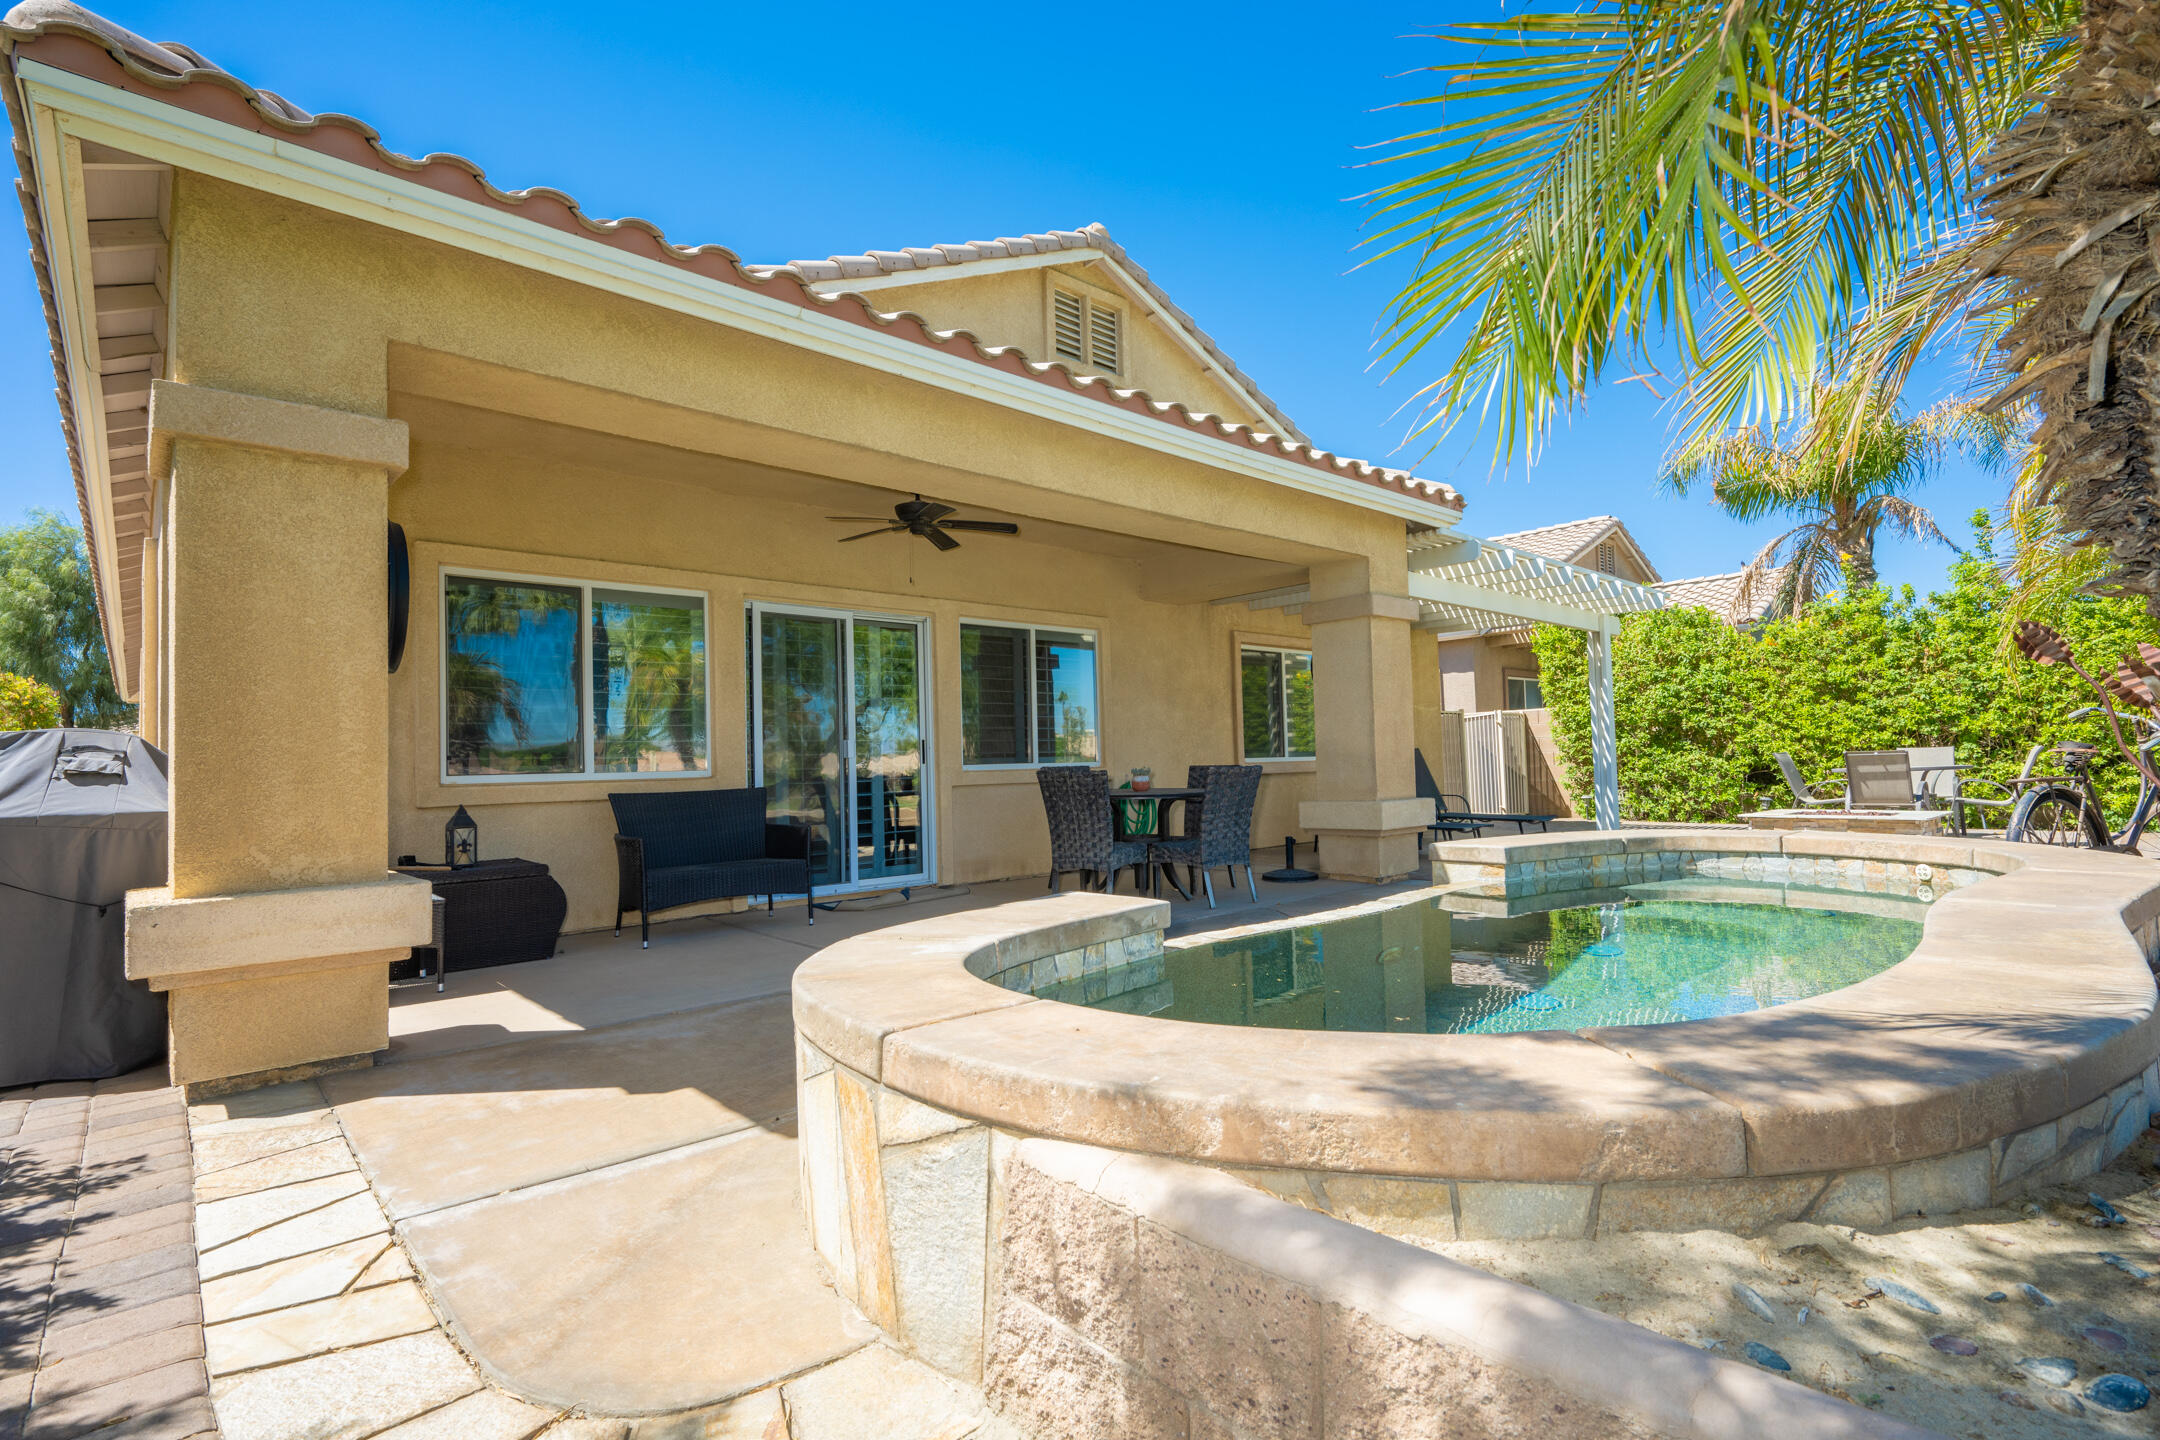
<box><xmin>828</xmin><ymin>495</ymin><xmax>1019</xmax><ymax>552</ymax></box>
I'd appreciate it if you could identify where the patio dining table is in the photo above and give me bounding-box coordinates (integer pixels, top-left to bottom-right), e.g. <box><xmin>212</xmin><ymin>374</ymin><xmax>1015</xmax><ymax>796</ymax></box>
<box><xmin>1110</xmin><ymin>785</ymin><xmax>1203</xmax><ymax>900</ymax></box>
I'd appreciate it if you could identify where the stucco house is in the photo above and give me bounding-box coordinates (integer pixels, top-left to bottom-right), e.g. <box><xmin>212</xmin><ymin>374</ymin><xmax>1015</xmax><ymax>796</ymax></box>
<box><xmin>3</xmin><ymin>1</ymin><xmax>1664</xmax><ymax>1092</ymax></box>
<box><xmin>1434</xmin><ymin>515</ymin><xmax>1773</xmax><ymax>714</ymax></box>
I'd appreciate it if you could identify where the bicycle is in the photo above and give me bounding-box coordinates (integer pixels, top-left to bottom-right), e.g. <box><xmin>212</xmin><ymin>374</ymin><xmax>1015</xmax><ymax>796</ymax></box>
<box><xmin>2004</xmin><ymin>707</ymin><xmax>2160</xmax><ymax>851</ymax></box>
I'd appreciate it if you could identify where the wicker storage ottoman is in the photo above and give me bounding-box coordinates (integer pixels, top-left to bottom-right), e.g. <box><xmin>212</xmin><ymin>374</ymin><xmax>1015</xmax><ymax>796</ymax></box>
<box><xmin>393</xmin><ymin>858</ymin><xmax>568</xmax><ymax>981</ymax></box>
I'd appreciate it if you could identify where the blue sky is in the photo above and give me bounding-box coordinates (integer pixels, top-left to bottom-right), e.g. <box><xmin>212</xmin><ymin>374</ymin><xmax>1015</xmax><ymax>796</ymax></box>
<box><xmin>0</xmin><ymin>1</ymin><xmax>2006</xmax><ymax>590</ymax></box>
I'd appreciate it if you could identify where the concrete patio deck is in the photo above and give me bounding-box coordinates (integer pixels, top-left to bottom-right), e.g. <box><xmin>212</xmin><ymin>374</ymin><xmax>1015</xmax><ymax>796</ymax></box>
<box><xmin>187</xmin><ymin>863</ymin><xmax>1435</xmax><ymax>1437</ymax></box>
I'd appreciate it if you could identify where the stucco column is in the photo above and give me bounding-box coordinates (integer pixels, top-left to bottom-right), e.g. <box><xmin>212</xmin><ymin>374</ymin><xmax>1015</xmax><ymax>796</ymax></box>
<box><xmin>125</xmin><ymin>381</ymin><xmax>432</xmax><ymax>1093</ymax></box>
<box><xmin>1296</xmin><ymin>560</ymin><xmax>1434</xmax><ymax>882</ymax></box>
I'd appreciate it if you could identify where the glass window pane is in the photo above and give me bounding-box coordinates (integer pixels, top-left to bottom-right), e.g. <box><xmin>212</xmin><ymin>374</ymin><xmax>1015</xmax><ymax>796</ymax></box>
<box><xmin>1284</xmin><ymin>652</ymin><xmax>1315</xmax><ymax>758</ymax></box>
<box><xmin>1506</xmin><ymin>675</ymin><xmax>1543</xmax><ymax>710</ymax></box>
<box><xmin>961</xmin><ymin>625</ymin><xmax>1031</xmax><ymax>764</ymax></box>
<box><xmin>1241</xmin><ymin>648</ymin><xmax>1286</xmax><ymax>759</ymax></box>
<box><xmin>760</xmin><ymin>612</ymin><xmax>846</xmax><ymax>888</ymax></box>
<box><xmin>444</xmin><ymin>577</ymin><xmax>583</xmax><ymax>775</ymax></box>
<box><xmin>854</xmin><ymin>619</ymin><xmax>924</xmax><ymax>880</ymax></box>
<box><xmin>591</xmin><ymin>588</ymin><xmax>707</xmax><ymax>773</ymax></box>
<box><xmin>1036</xmin><ymin>630</ymin><xmax>1098</xmax><ymax>764</ymax></box>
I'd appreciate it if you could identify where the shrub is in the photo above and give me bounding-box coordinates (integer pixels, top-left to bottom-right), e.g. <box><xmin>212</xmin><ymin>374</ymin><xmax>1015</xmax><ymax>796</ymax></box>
<box><xmin>1531</xmin><ymin>526</ymin><xmax>2160</xmax><ymax>823</ymax></box>
<box><xmin>0</xmin><ymin>670</ymin><xmax>63</xmax><ymax>731</ymax></box>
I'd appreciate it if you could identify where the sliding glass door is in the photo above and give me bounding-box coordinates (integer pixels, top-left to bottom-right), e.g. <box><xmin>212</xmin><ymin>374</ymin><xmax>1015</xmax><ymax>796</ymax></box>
<box><xmin>751</xmin><ymin>604</ymin><xmax>933</xmax><ymax>893</ymax></box>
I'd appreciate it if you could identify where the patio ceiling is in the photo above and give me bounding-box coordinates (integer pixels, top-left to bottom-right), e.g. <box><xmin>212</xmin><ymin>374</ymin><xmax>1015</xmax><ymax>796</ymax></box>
<box><xmin>1213</xmin><ymin>530</ymin><xmax>1669</xmax><ymax>634</ymax></box>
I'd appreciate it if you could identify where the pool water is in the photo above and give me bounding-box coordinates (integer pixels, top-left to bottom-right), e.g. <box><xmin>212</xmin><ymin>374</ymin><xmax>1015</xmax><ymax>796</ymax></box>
<box><xmin>1059</xmin><ymin>879</ymin><xmax>1926</xmax><ymax>1036</ymax></box>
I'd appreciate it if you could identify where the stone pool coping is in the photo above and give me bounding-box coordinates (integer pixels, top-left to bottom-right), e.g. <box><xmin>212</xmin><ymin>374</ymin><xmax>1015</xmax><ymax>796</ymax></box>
<box><xmin>791</xmin><ymin>830</ymin><xmax>2160</xmax><ymax>1220</ymax></box>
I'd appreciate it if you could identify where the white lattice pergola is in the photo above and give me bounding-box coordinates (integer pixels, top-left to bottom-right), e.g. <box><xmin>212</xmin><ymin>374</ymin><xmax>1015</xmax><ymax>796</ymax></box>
<box><xmin>1217</xmin><ymin>531</ymin><xmax>1667</xmax><ymax>829</ymax></box>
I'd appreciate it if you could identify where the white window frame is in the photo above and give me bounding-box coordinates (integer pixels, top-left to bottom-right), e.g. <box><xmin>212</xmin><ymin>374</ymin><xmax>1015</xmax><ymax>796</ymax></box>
<box><xmin>439</xmin><ymin>565</ymin><xmax>714</xmax><ymax>785</ymax></box>
<box><xmin>1504</xmin><ymin>671</ymin><xmax>1544</xmax><ymax>711</ymax></box>
<box><xmin>958</xmin><ymin>618</ymin><xmax>1103</xmax><ymax>770</ymax></box>
<box><xmin>1239</xmin><ymin>644</ymin><xmax>1314</xmax><ymax>763</ymax></box>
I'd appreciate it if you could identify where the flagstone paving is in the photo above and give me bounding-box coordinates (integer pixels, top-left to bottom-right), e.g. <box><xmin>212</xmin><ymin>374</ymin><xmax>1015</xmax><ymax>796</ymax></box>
<box><xmin>170</xmin><ymin>864</ymin><xmax>1431</xmax><ymax>1438</ymax></box>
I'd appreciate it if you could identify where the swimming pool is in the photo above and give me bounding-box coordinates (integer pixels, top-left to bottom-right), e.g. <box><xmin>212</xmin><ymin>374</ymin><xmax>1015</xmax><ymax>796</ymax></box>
<box><xmin>1037</xmin><ymin>879</ymin><xmax>1926</xmax><ymax>1035</ymax></box>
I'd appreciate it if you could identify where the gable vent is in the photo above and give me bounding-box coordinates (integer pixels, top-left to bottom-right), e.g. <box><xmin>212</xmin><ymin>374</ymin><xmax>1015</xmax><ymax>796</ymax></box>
<box><xmin>1595</xmin><ymin>543</ymin><xmax>1616</xmax><ymax>574</ymax></box>
<box><xmin>1087</xmin><ymin>300</ymin><xmax>1121</xmax><ymax>374</ymax></box>
<box><xmin>1052</xmin><ymin>289</ymin><xmax>1086</xmax><ymax>364</ymax></box>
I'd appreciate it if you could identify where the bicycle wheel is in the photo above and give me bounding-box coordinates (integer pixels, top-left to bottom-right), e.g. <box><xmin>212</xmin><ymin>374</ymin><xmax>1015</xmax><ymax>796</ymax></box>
<box><xmin>2006</xmin><ymin>785</ymin><xmax>2110</xmax><ymax>847</ymax></box>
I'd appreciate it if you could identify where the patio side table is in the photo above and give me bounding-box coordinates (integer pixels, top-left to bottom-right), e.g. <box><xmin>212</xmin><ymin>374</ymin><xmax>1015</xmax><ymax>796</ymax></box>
<box><xmin>393</xmin><ymin>858</ymin><xmax>568</xmax><ymax>986</ymax></box>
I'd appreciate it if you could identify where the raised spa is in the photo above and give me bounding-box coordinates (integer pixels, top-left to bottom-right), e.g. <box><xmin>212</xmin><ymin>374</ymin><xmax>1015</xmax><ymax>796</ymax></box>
<box><xmin>1037</xmin><ymin>878</ymin><xmax>1926</xmax><ymax>1036</ymax></box>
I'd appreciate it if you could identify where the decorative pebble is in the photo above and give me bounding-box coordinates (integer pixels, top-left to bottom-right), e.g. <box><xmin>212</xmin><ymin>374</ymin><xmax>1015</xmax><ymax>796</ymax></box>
<box><xmin>1929</xmin><ymin>1335</ymin><xmax>1979</xmax><ymax>1356</ymax></box>
<box><xmin>2021</xmin><ymin>1283</ymin><xmax>2056</xmax><ymax>1307</ymax></box>
<box><xmin>1744</xmin><ymin>1341</ymin><xmax>1792</xmax><ymax>1372</ymax></box>
<box><xmin>1996</xmin><ymin>1391</ymin><xmax>2037</xmax><ymax>1411</ymax></box>
<box><xmin>1985</xmin><ymin>1291</ymin><xmax>2009</xmax><ymax>1303</ymax></box>
<box><xmin>1865</xmin><ymin>1276</ymin><xmax>1939</xmax><ymax>1314</ymax></box>
<box><xmin>1797</xmin><ymin>1306</ymin><xmax>1811</xmax><ymax>1326</ymax></box>
<box><xmin>2099</xmin><ymin>1251</ymin><xmax>2153</xmax><ymax>1279</ymax></box>
<box><xmin>2088</xmin><ymin>1193</ymin><xmax>2129</xmax><ymax>1226</ymax></box>
<box><xmin>2086</xmin><ymin>1374</ymin><xmax>2151</xmax><ymax>1413</ymax></box>
<box><xmin>2018</xmin><ymin>1357</ymin><xmax>2078</xmax><ymax>1387</ymax></box>
<box><xmin>2083</xmin><ymin>1327</ymin><xmax>2129</xmax><ymax>1353</ymax></box>
<box><xmin>1732</xmin><ymin>1283</ymin><xmax>1779</xmax><ymax>1324</ymax></box>
<box><xmin>2045</xmin><ymin>1391</ymin><xmax>2088</xmax><ymax>1417</ymax></box>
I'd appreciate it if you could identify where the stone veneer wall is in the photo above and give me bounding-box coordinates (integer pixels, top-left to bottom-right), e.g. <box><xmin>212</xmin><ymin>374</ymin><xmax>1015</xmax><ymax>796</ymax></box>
<box><xmin>1441</xmin><ymin>844</ymin><xmax>1995</xmax><ymax>901</ymax></box>
<box><xmin>793</xmin><ymin>1048</ymin><xmax>1943</xmax><ymax>1440</ymax></box>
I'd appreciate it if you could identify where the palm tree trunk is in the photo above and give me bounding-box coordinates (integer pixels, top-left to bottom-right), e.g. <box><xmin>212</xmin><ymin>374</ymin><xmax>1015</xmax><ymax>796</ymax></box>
<box><xmin>1982</xmin><ymin>0</ymin><xmax>2160</xmax><ymax>615</ymax></box>
<box><xmin>1842</xmin><ymin>533</ymin><xmax>1878</xmax><ymax>593</ymax></box>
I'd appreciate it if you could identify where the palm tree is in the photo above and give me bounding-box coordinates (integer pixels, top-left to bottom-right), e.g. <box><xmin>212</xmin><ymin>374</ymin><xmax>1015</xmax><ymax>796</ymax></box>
<box><xmin>1976</xmin><ymin>0</ymin><xmax>2160</xmax><ymax>615</ymax></box>
<box><xmin>1363</xmin><ymin>2</ymin><xmax>2075</xmax><ymax>464</ymax></box>
<box><xmin>1663</xmin><ymin>382</ymin><xmax>2011</xmax><ymax>612</ymax></box>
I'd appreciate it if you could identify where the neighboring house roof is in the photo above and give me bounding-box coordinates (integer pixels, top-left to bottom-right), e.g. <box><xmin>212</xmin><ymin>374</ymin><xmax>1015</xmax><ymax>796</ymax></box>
<box><xmin>1483</xmin><ymin>516</ymin><xmax>1662</xmax><ymax>584</ymax></box>
<box><xmin>0</xmin><ymin>0</ymin><xmax>1464</xmax><ymax>615</ymax></box>
<box><xmin>1652</xmin><ymin>570</ymin><xmax>1780</xmax><ymax>625</ymax></box>
<box><xmin>749</xmin><ymin>224</ymin><xmax>1311</xmax><ymax>447</ymax></box>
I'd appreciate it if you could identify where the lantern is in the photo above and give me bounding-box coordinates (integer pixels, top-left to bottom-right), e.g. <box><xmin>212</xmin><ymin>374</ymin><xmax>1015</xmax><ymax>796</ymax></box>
<box><xmin>445</xmin><ymin>805</ymin><xmax>479</xmax><ymax>869</ymax></box>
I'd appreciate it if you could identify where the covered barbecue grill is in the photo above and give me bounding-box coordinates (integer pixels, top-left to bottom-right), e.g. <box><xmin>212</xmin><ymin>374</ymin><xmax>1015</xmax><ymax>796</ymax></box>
<box><xmin>0</xmin><ymin>729</ymin><xmax>168</xmax><ymax>1086</ymax></box>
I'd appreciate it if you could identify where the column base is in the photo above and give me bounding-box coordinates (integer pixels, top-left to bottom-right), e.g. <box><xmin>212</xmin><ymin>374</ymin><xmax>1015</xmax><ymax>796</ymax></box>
<box><xmin>1299</xmin><ymin>798</ymin><xmax>1434</xmax><ymax>884</ymax></box>
<box><xmin>127</xmin><ymin>874</ymin><xmax>430</xmax><ymax>1092</ymax></box>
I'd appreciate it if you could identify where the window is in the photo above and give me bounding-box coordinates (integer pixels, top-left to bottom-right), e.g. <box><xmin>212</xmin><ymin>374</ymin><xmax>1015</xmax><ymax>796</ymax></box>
<box><xmin>1240</xmin><ymin>646</ymin><xmax>1314</xmax><ymax>761</ymax></box>
<box><xmin>961</xmin><ymin>622</ymin><xmax>1098</xmax><ymax>766</ymax></box>
<box><xmin>1049</xmin><ymin>286</ymin><xmax>1122</xmax><ymax>375</ymax></box>
<box><xmin>443</xmin><ymin>572</ymin><xmax>708</xmax><ymax>780</ymax></box>
<box><xmin>1505</xmin><ymin>673</ymin><xmax>1544</xmax><ymax>710</ymax></box>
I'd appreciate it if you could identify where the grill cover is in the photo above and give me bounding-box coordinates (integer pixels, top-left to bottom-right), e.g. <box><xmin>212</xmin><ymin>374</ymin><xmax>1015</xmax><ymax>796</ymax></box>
<box><xmin>0</xmin><ymin>729</ymin><xmax>169</xmax><ymax>1086</ymax></box>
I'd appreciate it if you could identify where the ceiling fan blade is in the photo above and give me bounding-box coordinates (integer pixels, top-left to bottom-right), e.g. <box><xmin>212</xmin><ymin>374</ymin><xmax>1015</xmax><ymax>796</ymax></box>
<box><xmin>937</xmin><ymin>520</ymin><xmax>1020</xmax><ymax>534</ymax></box>
<box><xmin>901</xmin><ymin>500</ymin><xmax>956</xmax><ymax>525</ymax></box>
<box><xmin>828</xmin><ymin>515</ymin><xmax>897</xmax><ymax>523</ymax></box>
<box><xmin>838</xmin><ymin>526</ymin><xmax>904</xmax><ymax>542</ymax></box>
<box><xmin>922</xmin><ymin>527</ymin><xmax>961</xmax><ymax>552</ymax></box>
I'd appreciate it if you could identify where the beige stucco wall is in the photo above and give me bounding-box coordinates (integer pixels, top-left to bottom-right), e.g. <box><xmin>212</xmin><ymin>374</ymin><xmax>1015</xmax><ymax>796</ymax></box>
<box><xmin>1436</xmin><ymin>633</ymin><xmax>1538</xmax><ymax>713</ymax></box>
<box><xmin>386</xmin><ymin>439</ymin><xmax>1322</xmax><ymax>929</ymax></box>
<box><xmin>151</xmin><ymin>176</ymin><xmax>1419</xmax><ymax>936</ymax></box>
<box><xmin>845</xmin><ymin>260</ymin><xmax>1266</xmax><ymax>430</ymax></box>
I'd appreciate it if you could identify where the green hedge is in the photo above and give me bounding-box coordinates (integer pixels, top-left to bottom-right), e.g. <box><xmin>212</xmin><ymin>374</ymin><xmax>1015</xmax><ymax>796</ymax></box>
<box><xmin>1530</xmin><ymin>531</ymin><xmax>2160</xmax><ymax>824</ymax></box>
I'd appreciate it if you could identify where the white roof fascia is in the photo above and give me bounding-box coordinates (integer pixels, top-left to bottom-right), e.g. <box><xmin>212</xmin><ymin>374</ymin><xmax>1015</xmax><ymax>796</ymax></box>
<box><xmin>808</xmin><ymin>248</ymin><xmax>1301</xmax><ymax>441</ymax></box>
<box><xmin>17</xmin><ymin>61</ymin><xmax>1456</xmax><ymax>529</ymax></box>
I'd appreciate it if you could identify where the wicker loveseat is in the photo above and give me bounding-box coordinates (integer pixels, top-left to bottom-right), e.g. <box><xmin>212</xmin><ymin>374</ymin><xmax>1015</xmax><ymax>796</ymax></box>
<box><xmin>609</xmin><ymin>787</ymin><xmax>814</xmax><ymax>945</ymax></box>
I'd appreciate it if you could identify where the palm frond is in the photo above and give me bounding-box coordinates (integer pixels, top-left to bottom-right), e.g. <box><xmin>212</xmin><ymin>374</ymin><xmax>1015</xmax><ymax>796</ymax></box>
<box><xmin>1364</xmin><ymin>0</ymin><xmax>2079</xmax><ymax>466</ymax></box>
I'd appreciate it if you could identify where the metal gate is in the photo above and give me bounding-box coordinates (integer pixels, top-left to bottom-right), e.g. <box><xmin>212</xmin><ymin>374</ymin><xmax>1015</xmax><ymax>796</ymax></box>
<box><xmin>1464</xmin><ymin>710</ymin><xmax>1505</xmax><ymax>813</ymax></box>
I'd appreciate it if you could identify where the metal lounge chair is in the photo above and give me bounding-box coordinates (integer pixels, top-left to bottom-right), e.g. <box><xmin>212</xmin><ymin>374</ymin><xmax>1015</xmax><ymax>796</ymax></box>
<box><xmin>1414</xmin><ymin>749</ymin><xmax>1490</xmax><ymax>844</ymax></box>
<box><xmin>1842</xmin><ymin>750</ymin><xmax>1920</xmax><ymax>810</ymax></box>
<box><xmin>1773</xmin><ymin>752</ymin><xmax>1845</xmax><ymax>808</ymax></box>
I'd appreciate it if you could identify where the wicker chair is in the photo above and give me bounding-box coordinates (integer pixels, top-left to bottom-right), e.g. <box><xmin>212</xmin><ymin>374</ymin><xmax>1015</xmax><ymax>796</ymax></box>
<box><xmin>1036</xmin><ymin>766</ymin><xmax>1149</xmax><ymax>893</ymax></box>
<box><xmin>1151</xmin><ymin>764</ymin><xmax>1262</xmax><ymax>907</ymax></box>
<box><xmin>609</xmin><ymin>787</ymin><xmax>814</xmax><ymax>946</ymax></box>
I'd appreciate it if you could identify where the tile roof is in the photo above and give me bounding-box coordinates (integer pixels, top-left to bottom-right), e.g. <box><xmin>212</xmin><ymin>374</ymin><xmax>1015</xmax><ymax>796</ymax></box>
<box><xmin>1482</xmin><ymin>516</ymin><xmax>1624</xmax><ymax>563</ymax></box>
<box><xmin>1652</xmin><ymin>570</ymin><xmax>1780</xmax><ymax>624</ymax></box>
<box><xmin>2</xmin><ymin>2</ymin><xmax>1461</xmax><ymax>516</ymax></box>
<box><xmin>749</xmin><ymin>224</ymin><xmax>1311</xmax><ymax>446</ymax></box>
